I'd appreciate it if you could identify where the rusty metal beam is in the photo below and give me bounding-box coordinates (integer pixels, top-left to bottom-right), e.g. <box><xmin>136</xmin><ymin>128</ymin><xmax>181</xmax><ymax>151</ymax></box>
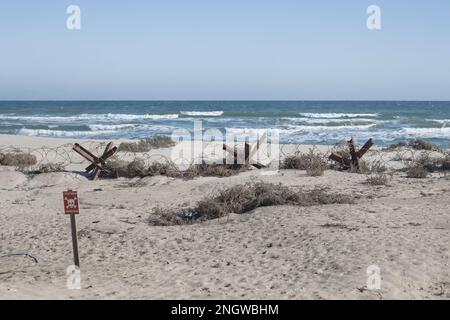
<box><xmin>73</xmin><ymin>142</ymin><xmax>118</xmax><ymax>180</ymax></box>
<box><xmin>357</xmin><ymin>138</ymin><xmax>374</xmax><ymax>158</ymax></box>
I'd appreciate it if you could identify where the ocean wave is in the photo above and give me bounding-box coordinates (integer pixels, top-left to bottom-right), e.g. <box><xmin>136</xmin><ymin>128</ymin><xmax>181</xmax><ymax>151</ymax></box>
<box><xmin>180</xmin><ymin>111</ymin><xmax>224</xmax><ymax>117</ymax></box>
<box><xmin>298</xmin><ymin>113</ymin><xmax>378</xmax><ymax>119</ymax></box>
<box><xmin>282</xmin><ymin>117</ymin><xmax>377</xmax><ymax>125</ymax></box>
<box><xmin>427</xmin><ymin>119</ymin><xmax>450</xmax><ymax>125</ymax></box>
<box><xmin>285</xmin><ymin>124</ymin><xmax>377</xmax><ymax>131</ymax></box>
<box><xmin>0</xmin><ymin>113</ymin><xmax>179</xmax><ymax>121</ymax></box>
<box><xmin>402</xmin><ymin>127</ymin><xmax>450</xmax><ymax>138</ymax></box>
<box><xmin>88</xmin><ymin>124</ymin><xmax>137</xmax><ymax>131</ymax></box>
<box><xmin>224</xmin><ymin>128</ymin><xmax>277</xmax><ymax>135</ymax></box>
<box><xmin>17</xmin><ymin>128</ymin><xmax>117</xmax><ymax>137</ymax></box>
<box><xmin>224</xmin><ymin>124</ymin><xmax>376</xmax><ymax>136</ymax></box>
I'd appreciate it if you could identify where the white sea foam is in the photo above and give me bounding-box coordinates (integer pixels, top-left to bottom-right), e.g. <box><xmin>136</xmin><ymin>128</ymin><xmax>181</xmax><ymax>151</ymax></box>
<box><xmin>0</xmin><ymin>113</ymin><xmax>179</xmax><ymax>121</ymax></box>
<box><xmin>180</xmin><ymin>111</ymin><xmax>224</xmax><ymax>117</ymax></box>
<box><xmin>139</xmin><ymin>114</ymin><xmax>179</xmax><ymax>120</ymax></box>
<box><xmin>402</xmin><ymin>127</ymin><xmax>450</xmax><ymax>138</ymax></box>
<box><xmin>427</xmin><ymin>119</ymin><xmax>450</xmax><ymax>125</ymax></box>
<box><xmin>17</xmin><ymin>128</ymin><xmax>117</xmax><ymax>137</ymax></box>
<box><xmin>224</xmin><ymin>124</ymin><xmax>376</xmax><ymax>137</ymax></box>
<box><xmin>298</xmin><ymin>113</ymin><xmax>378</xmax><ymax>119</ymax></box>
<box><xmin>224</xmin><ymin>128</ymin><xmax>277</xmax><ymax>136</ymax></box>
<box><xmin>88</xmin><ymin>124</ymin><xmax>137</xmax><ymax>131</ymax></box>
<box><xmin>282</xmin><ymin>117</ymin><xmax>377</xmax><ymax>124</ymax></box>
<box><xmin>284</xmin><ymin>124</ymin><xmax>377</xmax><ymax>131</ymax></box>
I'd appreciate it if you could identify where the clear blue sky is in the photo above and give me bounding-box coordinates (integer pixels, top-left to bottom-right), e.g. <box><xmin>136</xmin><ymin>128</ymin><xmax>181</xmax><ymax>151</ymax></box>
<box><xmin>0</xmin><ymin>0</ymin><xmax>449</xmax><ymax>100</ymax></box>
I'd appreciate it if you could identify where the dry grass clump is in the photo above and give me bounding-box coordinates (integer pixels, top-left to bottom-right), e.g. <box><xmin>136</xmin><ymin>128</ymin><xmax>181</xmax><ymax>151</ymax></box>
<box><xmin>399</xmin><ymin>151</ymin><xmax>450</xmax><ymax>177</ymax></box>
<box><xmin>147</xmin><ymin>162</ymin><xmax>181</xmax><ymax>177</ymax></box>
<box><xmin>413</xmin><ymin>152</ymin><xmax>450</xmax><ymax>172</ymax></box>
<box><xmin>105</xmin><ymin>158</ymin><xmax>180</xmax><ymax>178</ymax></box>
<box><xmin>416</xmin><ymin>152</ymin><xmax>438</xmax><ymax>172</ymax></box>
<box><xmin>0</xmin><ymin>152</ymin><xmax>37</xmax><ymax>168</ymax></box>
<box><xmin>385</xmin><ymin>141</ymin><xmax>408</xmax><ymax>150</ymax></box>
<box><xmin>405</xmin><ymin>152</ymin><xmax>437</xmax><ymax>178</ymax></box>
<box><xmin>118</xmin><ymin>136</ymin><xmax>176</xmax><ymax>153</ymax></box>
<box><xmin>281</xmin><ymin>149</ymin><xmax>328</xmax><ymax>176</ymax></box>
<box><xmin>360</xmin><ymin>159</ymin><xmax>387</xmax><ymax>174</ymax></box>
<box><xmin>104</xmin><ymin>158</ymin><xmax>130</xmax><ymax>177</ymax></box>
<box><xmin>281</xmin><ymin>154</ymin><xmax>307</xmax><ymax>170</ymax></box>
<box><xmin>183</xmin><ymin>163</ymin><xmax>241</xmax><ymax>179</ymax></box>
<box><xmin>365</xmin><ymin>172</ymin><xmax>391</xmax><ymax>185</ymax></box>
<box><xmin>409</xmin><ymin>138</ymin><xmax>437</xmax><ymax>151</ymax></box>
<box><xmin>392</xmin><ymin>152</ymin><xmax>412</xmax><ymax>162</ymax></box>
<box><xmin>105</xmin><ymin>158</ymin><xmax>241</xmax><ymax>179</ymax></box>
<box><xmin>148</xmin><ymin>207</ymin><xmax>190</xmax><ymax>226</ymax></box>
<box><xmin>403</xmin><ymin>150</ymin><xmax>450</xmax><ymax>177</ymax></box>
<box><xmin>385</xmin><ymin>139</ymin><xmax>437</xmax><ymax>151</ymax></box>
<box><xmin>406</xmin><ymin>163</ymin><xmax>428</xmax><ymax>179</ymax></box>
<box><xmin>34</xmin><ymin>163</ymin><xmax>66</xmax><ymax>173</ymax></box>
<box><xmin>441</xmin><ymin>153</ymin><xmax>450</xmax><ymax>171</ymax></box>
<box><xmin>148</xmin><ymin>182</ymin><xmax>354</xmax><ymax>226</ymax></box>
<box><xmin>362</xmin><ymin>160</ymin><xmax>390</xmax><ymax>185</ymax></box>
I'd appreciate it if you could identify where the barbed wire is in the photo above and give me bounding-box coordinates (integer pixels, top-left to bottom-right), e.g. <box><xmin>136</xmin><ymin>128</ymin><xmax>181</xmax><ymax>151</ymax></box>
<box><xmin>0</xmin><ymin>139</ymin><xmax>449</xmax><ymax>175</ymax></box>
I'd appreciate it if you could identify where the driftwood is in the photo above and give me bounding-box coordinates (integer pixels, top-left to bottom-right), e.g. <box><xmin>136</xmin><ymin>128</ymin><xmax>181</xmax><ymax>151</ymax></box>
<box><xmin>329</xmin><ymin>138</ymin><xmax>374</xmax><ymax>173</ymax></box>
<box><xmin>72</xmin><ymin>142</ymin><xmax>117</xmax><ymax>180</ymax></box>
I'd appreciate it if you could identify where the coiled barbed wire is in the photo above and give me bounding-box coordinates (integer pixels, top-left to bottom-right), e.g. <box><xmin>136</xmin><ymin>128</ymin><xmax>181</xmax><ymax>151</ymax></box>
<box><xmin>0</xmin><ymin>139</ymin><xmax>449</xmax><ymax>176</ymax></box>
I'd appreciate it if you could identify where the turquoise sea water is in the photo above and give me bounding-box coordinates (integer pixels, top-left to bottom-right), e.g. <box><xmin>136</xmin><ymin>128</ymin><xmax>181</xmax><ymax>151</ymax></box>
<box><xmin>0</xmin><ymin>101</ymin><xmax>449</xmax><ymax>146</ymax></box>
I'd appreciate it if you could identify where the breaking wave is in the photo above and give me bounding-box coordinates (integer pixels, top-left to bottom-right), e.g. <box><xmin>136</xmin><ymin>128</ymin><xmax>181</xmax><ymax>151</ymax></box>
<box><xmin>298</xmin><ymin>113</ymin><xmax>378</xmax><ymax>119</ymax></box>
<box><xmin>180</xmin><ymin>111</ymin><xmax>224</xmax><ymax>117</ymax></box>
<box><xmin>0</xmin><ymin>113</ymin><xmax>179</xmax><ymax>121</ymax></box>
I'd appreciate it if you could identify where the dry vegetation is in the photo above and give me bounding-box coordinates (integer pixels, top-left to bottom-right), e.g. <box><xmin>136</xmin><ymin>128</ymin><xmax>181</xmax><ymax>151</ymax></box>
<box><xmin>392</xmin><ymin>152</ymin><xmax>412</xmax><ymax>162</ymax></box>
<box><xmin>404</xmin><ymin>153</ymin><xmax>431</xmax><ymax>178</ymax></box>
<box><xmin>148</xmin><ymin>182</ymin><xmax>354</xmax><ymax>226</ymax></box>
<box><xmin>361</xmin><ymin>159</ymin><xmax>387</xmax><ymax>174</ymax></box>
<box><xmin>385</xmin><ymin>139</ymin><xmax>438</xmax><ymax>151</ymax></box>
<box><xmin>183</xmin><ymin>163</ymin><xmax>242</xmax><ymax>179</ymax></box>
<box><xmin>105</xmin><ymin>158</ymin><xmax>179</xmax><ymax>178</ymax></box>
<box><xmin>329</xmin><ymin>142</ymin><xmax>353</xmax><ymax>170</ymax></box>
<box><xmin>25</xmin><ymin>163</ymin><xmax>67</xmax><ymax>174</ymax></box>
<box><xmin>409</xmin><ymin>138</ymin><xmax>438</xmax><ymax>151</ymax></box>
<box><xmin>409</xmin><ymin>152</ymin><xmax>450</xmax><ymax>175</ymax></box>
<box><xmin>0</xmin><ymin>152</ymin><xmax>37</xmax><ymax>168</ymax></box>
<box><xmin>105</xmin><ymin>158</ymin><xmax>241</xmax><ymax>179</ymax></box>
<box><xmin>362</xmin><ymin>159</ymin><xmax>391</xmax><ymax>185</ymax></box>
<box><xmin>406</xmin><ymin>163</ymin><xmax>429</xmax><ymax>179</ymax></box>
<box><xmin>442</xmin><ymin>152</ymin><xmax>450</xmax><ymax>170</ymax></box>
<box><xmin>365</xmin><ymin>172</ymin><xmax>391</xmax><ymax>185</ymax></box>
<box><xmin>118</xmin><ymin>136</ymin><xmax>176</xmax><ymax>153</ymax></box>
<box><xmin>385</xmin><ymin>141</ymin><xmax>408</xmax><ymax>150</ymax></box>
<box><xmin>416</xmin><ymin>153</ymin><xmax>439</xmax><ymax>172</ymax></box>
<box><xmin>281</xmin><ymin>149</ymin><xmax>328</xmax><ymax>176</ymax></box>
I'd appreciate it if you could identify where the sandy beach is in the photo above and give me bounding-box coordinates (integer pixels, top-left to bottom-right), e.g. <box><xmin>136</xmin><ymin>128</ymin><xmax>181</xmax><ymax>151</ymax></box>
<box><xmin>0</xmin><ymin>134</ymin><xmax>449</xmax><ymax>300</ymax></box>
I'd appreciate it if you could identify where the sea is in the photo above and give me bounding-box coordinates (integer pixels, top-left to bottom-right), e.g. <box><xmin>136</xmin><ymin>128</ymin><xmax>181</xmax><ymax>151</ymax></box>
<box><xmin>0</xmin><ymin>101</ymin><xmax>449</xmax><ymax>147</ymax></box>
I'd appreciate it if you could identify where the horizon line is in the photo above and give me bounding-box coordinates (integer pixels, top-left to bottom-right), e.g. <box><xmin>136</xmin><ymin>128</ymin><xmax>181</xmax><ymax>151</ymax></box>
<box><xmin>1</xmin><ymin>99</ymin><xmax>450</xmax><ymax>102</ymax></box>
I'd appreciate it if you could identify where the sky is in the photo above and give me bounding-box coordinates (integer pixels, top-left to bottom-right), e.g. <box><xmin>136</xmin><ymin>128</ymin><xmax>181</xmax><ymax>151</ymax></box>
<box><xmin>0</xmin><ymin>0</ymin><xmax>449</xmax><ymax>100</ymax></box>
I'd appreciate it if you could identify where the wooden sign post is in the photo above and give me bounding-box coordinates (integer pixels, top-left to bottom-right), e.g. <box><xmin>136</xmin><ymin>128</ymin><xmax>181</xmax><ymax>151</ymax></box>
<box><xmin>63</xmin><ymin>190</ymin><xmax>80</xmax><ymax>267</ymax></box>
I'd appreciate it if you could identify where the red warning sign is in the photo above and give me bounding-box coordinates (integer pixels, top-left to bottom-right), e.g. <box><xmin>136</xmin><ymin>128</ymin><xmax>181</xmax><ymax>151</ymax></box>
<box><xmin>63</xmin><ymin>190</ymin><xmax>79</xmax><ymax>214</ymax></box>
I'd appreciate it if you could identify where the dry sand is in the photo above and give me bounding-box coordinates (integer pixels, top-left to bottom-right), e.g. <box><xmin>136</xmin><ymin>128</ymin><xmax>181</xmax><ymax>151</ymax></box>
<box><xmin>0</xmin><ymin>135</ymin><xmax>449</xmax><ymax>299</ymax></box>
